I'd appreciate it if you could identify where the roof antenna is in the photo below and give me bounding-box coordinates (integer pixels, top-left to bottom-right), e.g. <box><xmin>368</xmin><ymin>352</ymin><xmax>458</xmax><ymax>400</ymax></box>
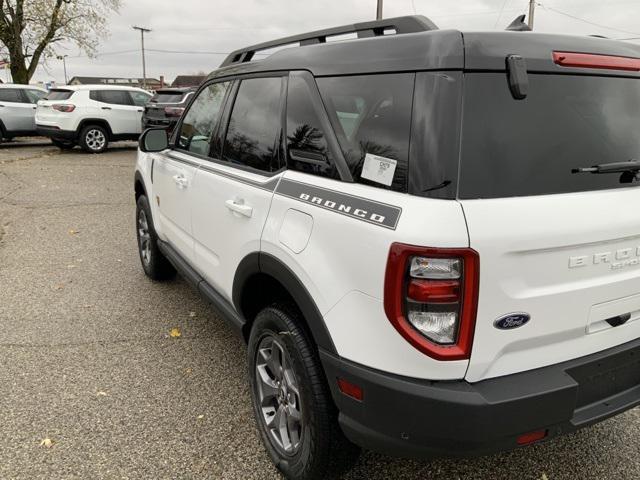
<box><xmin>506</xmin><ymin>15</ymin><xmax>532</xmax><ymax>32</ymax></box>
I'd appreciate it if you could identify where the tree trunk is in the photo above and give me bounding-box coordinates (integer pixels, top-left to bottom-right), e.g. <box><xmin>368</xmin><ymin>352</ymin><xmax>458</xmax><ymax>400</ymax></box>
<box><xmin>9</xmin><ymin>55</ymin><xmax>29</xmax><ymax>84</ymax></box>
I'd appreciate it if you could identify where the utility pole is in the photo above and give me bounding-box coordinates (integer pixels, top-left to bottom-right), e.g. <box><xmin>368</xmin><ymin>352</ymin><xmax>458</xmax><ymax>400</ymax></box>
<box><xmin>528</xmin><ymin>0</ymin><xmax>536</xmax><ymax>30</ymax></box>
<box><xmin>57</xmin><ymin>55</ymin><xmax>68</xmax><ymax>84</ymax></box>
<box><xmin>376</xmin><ymin>0</ymin><xmax>383</xmax><ymax>20</ymax></box>
<box><xmin>132</xmin><ymin>25</ymin><xmax>151</xmax><ymax>90</ymax></box>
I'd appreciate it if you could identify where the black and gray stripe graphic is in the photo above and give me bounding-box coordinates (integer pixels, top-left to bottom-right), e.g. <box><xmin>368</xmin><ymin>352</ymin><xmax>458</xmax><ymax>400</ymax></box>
<box><xmin>276</xmin><ymin>179</ymin><xmax>402</xmax><ymax>230</ymax></box>
<box><xmin>163</xmin><ymin>152</ymin><xmax>401</xmax><ymax>229</ymax></box>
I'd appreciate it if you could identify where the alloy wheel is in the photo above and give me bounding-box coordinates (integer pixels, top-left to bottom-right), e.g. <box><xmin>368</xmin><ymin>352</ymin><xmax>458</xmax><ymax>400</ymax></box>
<box><xmin>86</xmin><ymin>129</ymin><xmax>106</xmax><ymax>151</ymax></box>
<box><xmin>137</xmin><ymin>209</ymin><xmax>151</xmax><ymax>265</ymax></box>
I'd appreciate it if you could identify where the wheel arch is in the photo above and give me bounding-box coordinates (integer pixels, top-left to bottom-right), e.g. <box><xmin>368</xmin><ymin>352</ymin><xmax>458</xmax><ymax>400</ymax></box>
<box><xmin>233</xmin><ymin>252</ymin><xmax>337</xmax><ymax>354</ymax></box>
<box><xmin>77</xmin><ymin>118</ymin><xmax>114</xmax><ymax>138</ymax></box>
<box><xmin>134</xmin><ymin>171</ymin><xmax>147</xmax><ymax>201</ymax></box>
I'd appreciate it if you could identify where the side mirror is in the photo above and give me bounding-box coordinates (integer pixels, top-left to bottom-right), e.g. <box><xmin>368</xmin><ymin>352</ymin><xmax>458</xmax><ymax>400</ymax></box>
<box><xmin>139</xmin><ymin>128</ymin><xmax>168</xmax><ymax>153</ymax></box>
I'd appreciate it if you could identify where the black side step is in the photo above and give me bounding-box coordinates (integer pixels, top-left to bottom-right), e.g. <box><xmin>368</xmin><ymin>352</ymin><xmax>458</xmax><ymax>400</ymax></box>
<box><xmin>157</xmin><ymin>240</ymin><xmax>246</xmax><ymax>335</ymax></box>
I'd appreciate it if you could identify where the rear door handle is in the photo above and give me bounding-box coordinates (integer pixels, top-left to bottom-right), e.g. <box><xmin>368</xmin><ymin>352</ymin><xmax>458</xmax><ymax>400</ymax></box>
<box><xmin>101</xmin><ymin>106</ymin><xmax>112</xmax><ymax>110</ymax></box>
<box><xmin>225</xmin><ymin>199</ymin><xmax>253</xmax><ymax>218</ymax></box>
<box><xmin>172</xmin><ymin>174</ymin><xmax>188</xmax><ymax>188</ymax></box>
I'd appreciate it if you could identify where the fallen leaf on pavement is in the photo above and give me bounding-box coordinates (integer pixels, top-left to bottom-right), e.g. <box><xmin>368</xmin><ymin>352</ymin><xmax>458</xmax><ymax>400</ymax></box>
<box><xmin>542</xmin><ymin>474</ymin><xmax>549</xmax><ymax>480</ymax></box>
<box><xmin>40</xmin><ymin>438</ymin><xmax>54</xmax><ymax>448</ymax></box>
<box><xmin>96</xmin><ymin>391</ymin><xmax>108</xmax><ymax>397</ymax></box>
<box><xmin>169</xmin><ymin>327</ymin><xmax>181</xmax><ymax>338</ymax></box>
<box><xmin>68</xmin><ymin>229</ymin><xmax>79</xmax><ymax>235</ymax></box>
<box><xmin>197</xmin><ymin>415</ymin><xmax>204</xmax><ymax>420</ymax></box>
<box><xmin>189</xmin><ymin>311</ymin><xmax>196</xmax><ymax>317</ymax></box>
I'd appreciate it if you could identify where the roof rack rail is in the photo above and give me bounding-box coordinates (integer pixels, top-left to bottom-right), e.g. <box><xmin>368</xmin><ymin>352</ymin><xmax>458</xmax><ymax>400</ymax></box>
<box><xmin>220</xmin><ymin>15</ymin><xmax>438</xmax><ymax>67</ymax></box>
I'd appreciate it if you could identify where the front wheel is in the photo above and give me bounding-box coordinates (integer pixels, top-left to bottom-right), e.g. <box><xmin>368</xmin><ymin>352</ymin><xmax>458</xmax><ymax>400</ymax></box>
<box><xmin>79</xmin><ymin>125</ymin><xmax>109</xmax><ymax>153</ymax></box>
<box><xmin>248</xmin><ymin>306</ymin><xmax>360</xmax><ymax>480</ymax></box>
<box><xmin>136</xmin><ymin>195</ymin><xmax>176</xmax><ymax>281</ymax></box>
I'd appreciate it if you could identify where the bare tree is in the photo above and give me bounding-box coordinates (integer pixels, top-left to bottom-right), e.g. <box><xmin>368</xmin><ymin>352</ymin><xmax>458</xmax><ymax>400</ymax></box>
<box><xmin>0</xmin><ymin>0</ymin><xmax>121</xmax><ymax>84</ymax></box>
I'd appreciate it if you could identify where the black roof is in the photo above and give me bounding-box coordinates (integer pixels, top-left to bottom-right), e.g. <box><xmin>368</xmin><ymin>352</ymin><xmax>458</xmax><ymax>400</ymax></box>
<box><xmin>207</xmin><ymin>15</ymin><xmax>640</xmax><ymax>81</ymax></box>
<box><xmin>155</xmin><ymin>87</ymin><xmax>195</xmax><ymax>94</ymax></box>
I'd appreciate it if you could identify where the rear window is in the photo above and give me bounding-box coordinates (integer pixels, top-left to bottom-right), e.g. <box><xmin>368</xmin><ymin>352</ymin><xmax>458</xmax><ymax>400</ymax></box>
<box><xmin>317</xmin><ymin>73</ymin><xmax>414</xmax><ymax>192</ymax></box>
<box><xmin>46</xmin><ymin>89</ymin><xmax>73</xmax><ymax>100</ymax></box>
<box><xmin>151</xmin><ymin>92</ymin><xmax>187</xmax><ymax>104</ymax></box>
<box><xmin>459</xmin><ymin>74</ymin><xmax>640</xmax><ymax>199</ymax></box>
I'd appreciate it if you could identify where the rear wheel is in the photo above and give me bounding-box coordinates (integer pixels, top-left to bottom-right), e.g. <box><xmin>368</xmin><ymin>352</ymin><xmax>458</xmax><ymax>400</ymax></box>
<box><xmin>51</xmin><ymin>139</ymin><xmax>75</xmax><ymax>150</ymax></box>
<box><xmin>79</xmin><ymin>125</ymin><xmax>108</xmax><ymax>153</ymax></box>
<box><xmin>249</xmin><ymin>306</ymin><xmax>360</xmax><ymax>480</ymax></box>
<box><xmin>136</xmin><ymin>195</ymin><xmax>176</xmax><ymax>281</ymax></box>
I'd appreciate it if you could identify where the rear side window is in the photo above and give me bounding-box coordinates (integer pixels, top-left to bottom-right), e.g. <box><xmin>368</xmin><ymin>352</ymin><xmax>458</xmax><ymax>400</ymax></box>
<box><xmin>90</xmin><ymin>90</ymin><xmax>132</xmax><ymax>105</ymax></box>
<box><xmin>222</xmin><ymin>77</ymin><xmax>284</xmax><ymax>173</ymax></box>
<box><xmin>0</xmin><ymin>89</ymin><xmax>23</xmax><ymax>102</ymax></box>
<box><xmin>152</xmin><ymin>92</ymin><xmax>186</xmax><ymax>104</ymax></box>
<box><xmin>460</xmin><ymin>74</ymin><xmax>640</xmax><ymax>198</ymax></box>
<box><xmin>317</xmin><ymin>73</ymin><xmax>414</xmax><ymax>192</ymax></box>
<box><xmin>25</xmin><ymin>90</ymin><xmax>46</xmax><ymax>104</ymax></box>
<box><xmin>46</xmin><ymin>89</ymin><xmax>73</xmax><ymax>101</ymax></box>
<box><xmin>130</xmin><ymin>91</ymin><xmax>151</xmax><ymax>107</ymax></box>
<box><xmin>178</xmin><ymin>82</ymin><xmax>230</xmax><ymax>156</ymax></box>
<box><xmin>286</xmin><ymin>74</ymin><xmax>339</xmax><ymax>179</ymax></box>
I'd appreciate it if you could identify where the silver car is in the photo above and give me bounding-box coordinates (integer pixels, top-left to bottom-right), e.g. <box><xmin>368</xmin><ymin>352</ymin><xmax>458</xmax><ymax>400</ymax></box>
<box><xmin>0</xmin><ymin>84</ymin><xmax>47</xmax><ymax>141</ymax></box>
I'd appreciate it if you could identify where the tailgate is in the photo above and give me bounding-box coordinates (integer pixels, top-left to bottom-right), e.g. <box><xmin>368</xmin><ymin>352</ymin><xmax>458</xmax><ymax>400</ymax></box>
<box><xmin>458</xmin><ymin>71</ymin><xmax>640</xmax><ymax>382</ymax></box>
<box><xmin>462</xmin><ymin>190</ymin><xmax>640</xmax><ymax>382</ymax></box>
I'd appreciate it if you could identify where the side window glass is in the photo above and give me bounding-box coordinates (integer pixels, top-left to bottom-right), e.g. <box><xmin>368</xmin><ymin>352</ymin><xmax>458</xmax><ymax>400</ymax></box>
<box><xmin>286</xmin><ymin>74</ymin><xmax>339</xmax><ymax>179</ymax></box>
<box><xmin>0</xmin><ymin>89</ymin><xmax>22</xmax><ymax>103</ymax></box>
<box><xmin>92</xmin><ymin>90</ymin><xmax>132</xmax><ymax>106</ymax></box>
<box><xmin>222</xmin><ymin>77</ymin><xmax>283</xmax><ymax>173</ymax></box>
<box><xmin>130</xmin><ymin>91</ymin><xmax>151</xmax><ymax>107</ymax></box>
<box><xmin>25</xmin><ymin>90</ymin><xmax>46</xmax><ymax>104</ymax></box>
<box><xmin>317</xmin><ymin>74</ymin><xmax>414</xmax><ymax>192</ymax></box>
<box><xmin>178</xmin><ymin>82</ymin><xmax>230</xmax><ymax>156</ymax></box>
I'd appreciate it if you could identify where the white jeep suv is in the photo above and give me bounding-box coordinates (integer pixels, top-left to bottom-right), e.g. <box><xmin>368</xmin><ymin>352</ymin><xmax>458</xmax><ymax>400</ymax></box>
<box><xmin>36</xmin><ymin>85</ymin><xmax>151</xmax><ymax>153</ymax></box>
<box><xmin>133</xmin><ymin>15</ymin><xmax>640</xmax><ymax>480</ymax></box>
<box><xmin>0</xmin><ymin>84</ymin><xmax>47</xmax><ymax>141</ymax></box>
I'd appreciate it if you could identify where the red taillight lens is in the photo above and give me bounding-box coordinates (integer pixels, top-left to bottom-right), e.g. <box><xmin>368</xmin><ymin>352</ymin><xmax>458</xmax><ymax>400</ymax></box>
<box><xmin>52</xmin><ymin>104</ymin><xmax>75</xmax><ymax>112</ymax></box>
<box><xmin>384</xmin><ymin>243</ymin><xmax>479</xmax><ymax>361</ymax></box>
<box><xmin>553</xmin><ymin>51</ymin><xmax>640</xmax><ymax>72</ymax></box>
<box><xmin>164</xmin><ymin>106</ymin><xmax>185</xmax><ymax>117</ymax></box>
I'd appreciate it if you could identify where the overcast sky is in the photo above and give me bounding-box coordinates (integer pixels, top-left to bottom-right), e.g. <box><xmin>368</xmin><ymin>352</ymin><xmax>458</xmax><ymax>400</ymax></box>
<box><xmin>26</xmin><ymin>0</ymin><xmax>640</xmax><ymax>85</ymax></box>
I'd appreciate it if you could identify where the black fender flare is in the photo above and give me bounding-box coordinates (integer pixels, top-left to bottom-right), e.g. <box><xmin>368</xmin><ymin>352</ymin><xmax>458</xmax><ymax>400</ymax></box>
<box><xmin>0</xmin><ymin>119</ymin><xmax>6</xmax><ymax>138</ymax></box>
<box><xmin>134</xmin><ymin>170</ymin><xmax>147</xmax><ymax>198</ymax></box>
<box><xmin>77</xmin><ymin>118</ymin><xmax>114</xmax><ymax>138</ymax></box>
<box><xmin>233</xmin><ymin>252</ymin><xmax>337</xmax><ymax>354</ymax></box>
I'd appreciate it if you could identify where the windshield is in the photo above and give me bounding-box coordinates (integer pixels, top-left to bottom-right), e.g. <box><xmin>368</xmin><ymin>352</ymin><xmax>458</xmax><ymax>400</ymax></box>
<box><xmin>459</xmin><ymin>73</ymin><xmax>640</xmax><ymax>199</ymax></box>
<box><xmin>151</xmin><ymin>92</ymin><xmax>186</xmax><ymax>104</ymax></box>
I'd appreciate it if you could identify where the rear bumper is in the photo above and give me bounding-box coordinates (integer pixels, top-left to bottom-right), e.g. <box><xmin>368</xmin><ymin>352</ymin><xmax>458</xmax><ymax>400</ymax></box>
<box><xmin>36</xmin><ymin>125</ymin><xmax>76</xmax><ymax>141</ymax></box>
<box><xmin>320</xmin><ymin>337</ymin><xmax>640</xmax><ymax>458</ymax></box>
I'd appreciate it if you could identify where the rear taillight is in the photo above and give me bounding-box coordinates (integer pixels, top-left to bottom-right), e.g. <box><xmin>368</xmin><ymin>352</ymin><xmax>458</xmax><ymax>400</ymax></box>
<box><xmin>553</xmin><ymin>51</ymin><xmax>640</xmax><ymax>72</ymax></box>
<box><xmin>164</xmin><ymin>106</ymin><xmax>185</xmax><ymax>117</ymax></box>
<box><xmin>384</xmin><ymin>243</ymin><xmax>479</xmax><ymax>361</ymax></box>
<box><xmin>52</xmin><ymin>104</ymin><xmax>75</xmax><ymax>112</ymax></box>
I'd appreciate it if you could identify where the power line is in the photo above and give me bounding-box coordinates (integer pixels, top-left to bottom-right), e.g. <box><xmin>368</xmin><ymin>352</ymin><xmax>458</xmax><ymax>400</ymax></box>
<box><xmin>493</xmin><ymin>0</ymin><xmax>510</xmax><ymax>28</ymax></box>
<box><xmin>540</xmin><ymin>4</ymin><xmax>640</xmax><ymax>37</ymax></box>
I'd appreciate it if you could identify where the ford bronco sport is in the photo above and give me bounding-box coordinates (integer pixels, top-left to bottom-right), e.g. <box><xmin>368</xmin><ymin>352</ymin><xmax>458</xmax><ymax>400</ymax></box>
<box><xmin>134</xmin><ymin>15</ymin><xmax>640</xmax><ymax>480</ymax></box>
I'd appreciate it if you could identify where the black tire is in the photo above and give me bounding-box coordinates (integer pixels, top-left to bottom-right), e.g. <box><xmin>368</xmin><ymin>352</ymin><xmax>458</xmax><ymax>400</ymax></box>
<box><xmin>51</xmin><ymin>138</ymin><xmax>76</xmax><ymax>150</ymax></box>
<box><xmin>248</xmin><ymin>306</ymin><xmax>360</xmax><ymax>480</ymax></box>
<box><xmin>135</xmin><ymin>195</ymin><xmax>176</xmax><ymax>281</ymax></box>
<box><xmin>79</xmin><ymin>124</ymin><xmax>109</xmax><ymax>153</ymax></box>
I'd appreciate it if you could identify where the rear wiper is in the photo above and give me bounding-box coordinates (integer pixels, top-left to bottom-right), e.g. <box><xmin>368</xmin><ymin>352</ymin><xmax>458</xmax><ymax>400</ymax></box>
<box><xmin>572</xmin><ymin>160</ymin><xmax>640</xmax><ymax>175</ymax></box>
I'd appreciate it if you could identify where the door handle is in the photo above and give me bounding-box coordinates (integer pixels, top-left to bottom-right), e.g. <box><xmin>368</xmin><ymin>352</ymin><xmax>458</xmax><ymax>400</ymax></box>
<box><xmin>101</xmin><ymin>106</ymin><xmax>112</xmax><ymax>110</ymax></box>
<box><xmin>172</xmin><ymin>174</ymin><xmax>188</xmax><ymax>188</ymax></box>
<box><xmin>225</xmin><ymin>199</ymin><xmax>253</xmax><ymax>218</ymax></box>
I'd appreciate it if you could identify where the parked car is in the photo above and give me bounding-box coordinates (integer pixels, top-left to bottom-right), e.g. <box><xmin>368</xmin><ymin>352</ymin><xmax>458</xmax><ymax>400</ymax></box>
<box><xmin>36</xmin><ymin>85</ymin><xmax>152</xmax><ymax>153</ymax></box>
<box><xmin>134</xmin><ymin>15</ymin><xmax>640</xmax><ymax>480</ymax></box>
<box><xmin>0</xmin><ymin>84</ymin><xmax>47</xmax><ymax>142</ymax></box>
<box><xmin>142</xmin><ymin>87</ymin><xmax>195</xmax><ymax>133</ymax></box>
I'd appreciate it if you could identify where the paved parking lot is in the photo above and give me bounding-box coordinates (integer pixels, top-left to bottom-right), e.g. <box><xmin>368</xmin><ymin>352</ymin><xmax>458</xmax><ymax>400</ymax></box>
<box><xmin>1</xmin><ymin>141</ymin><xmax>639</xmax><ymax>479</ymax></box>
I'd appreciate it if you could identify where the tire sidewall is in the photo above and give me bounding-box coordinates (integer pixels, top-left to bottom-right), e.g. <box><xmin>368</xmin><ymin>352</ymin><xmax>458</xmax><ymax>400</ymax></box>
<box><xmin>136</xmin><ymin>195</ymin><xmax>159</xmax><ymax>277</ymax></box>
<box><xmin>80</xmin><ymin>125</ymin><xmax>108</xmax><ymax>153</ymax></box>
<box><xmin>248</xmin><ymin>309</ymin><xmax>319</xmax><ymax>479</ymax></box>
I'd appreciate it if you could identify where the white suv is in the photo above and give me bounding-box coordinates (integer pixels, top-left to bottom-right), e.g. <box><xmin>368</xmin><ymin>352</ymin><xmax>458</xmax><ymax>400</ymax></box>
<box><xmin>0</xmin><ymin>84</ymin><xmax>47</xmax><ymax>141</ymax></box>
<box><xmin>36</xmin><ymin>85</ymin><xmax>152</xmax><ymax>153</ymax></box>
<box><xmin>134</xmin><ymin>16</ymin><xmax>640</xmax><ymax>480</ymax></box>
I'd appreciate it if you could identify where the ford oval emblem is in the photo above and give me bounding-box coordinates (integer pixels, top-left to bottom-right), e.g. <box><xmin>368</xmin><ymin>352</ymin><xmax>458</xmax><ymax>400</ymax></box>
<box><xmin>494</xmin><ymin>313</ymin><xmax>531</xmax><ymax>330</ymax></box>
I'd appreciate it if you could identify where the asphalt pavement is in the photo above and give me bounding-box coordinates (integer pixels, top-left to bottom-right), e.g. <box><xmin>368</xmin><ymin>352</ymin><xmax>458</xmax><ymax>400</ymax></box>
<box><xmin>0</xmin><ymin>140</ymin><xmax>639</xmax><ymax>479</ymax></box>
